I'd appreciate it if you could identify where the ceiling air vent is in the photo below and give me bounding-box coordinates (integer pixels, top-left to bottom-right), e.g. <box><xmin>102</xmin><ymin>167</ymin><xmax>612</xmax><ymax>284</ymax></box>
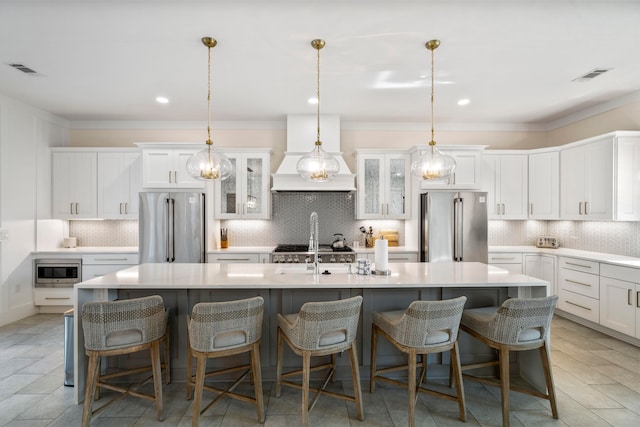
<box><xmin>9</xmin><ymin>63</ymin><xmax>40</xmax><ymax>75</ymax></box>
<box><xmin>572</xmin><ymin>68</ymin><xmax>612</xmax><ymax>82</ymax></box>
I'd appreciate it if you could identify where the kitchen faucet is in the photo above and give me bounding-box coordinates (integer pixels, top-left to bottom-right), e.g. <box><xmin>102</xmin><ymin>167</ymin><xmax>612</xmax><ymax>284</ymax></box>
<box><xmin>307</xmin><ymin>211</ymin><xmax>319</xmax><ymax>275</ymax></box>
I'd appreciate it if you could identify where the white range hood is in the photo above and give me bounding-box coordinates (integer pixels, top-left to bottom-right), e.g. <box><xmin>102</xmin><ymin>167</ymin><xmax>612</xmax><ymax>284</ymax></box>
<box><xmin>271</xmin><ymin>115</ymin><xmax>356</xmax><ymax>191</ymax></box>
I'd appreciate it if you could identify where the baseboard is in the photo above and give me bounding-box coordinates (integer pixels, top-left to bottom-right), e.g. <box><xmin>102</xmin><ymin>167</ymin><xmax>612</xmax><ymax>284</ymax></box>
<box><xmin>555</xmin><ymin>310</ymin><xmax>640</xmax><ymax>347</ymax></box>
<box><xmin>0</xmin><ymin>303</ymin><xmax>39</xmax><ymax>327</ymax></box>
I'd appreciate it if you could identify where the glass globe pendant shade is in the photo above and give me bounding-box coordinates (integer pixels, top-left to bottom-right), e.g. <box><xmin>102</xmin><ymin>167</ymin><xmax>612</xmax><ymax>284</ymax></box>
<box><xmin>411</xmin><ymin>144</ymin><xmax>456</xmax><ymax>180</ymax></box>
<box><xmin>296</xmin><ymin>143</ymin><xmax>340</xmax><ymax>182</ymax></box>
<box><xmin>186</xmin><ymin>144</ymin><xmax>233</xmax><ymax>181</ymax></box>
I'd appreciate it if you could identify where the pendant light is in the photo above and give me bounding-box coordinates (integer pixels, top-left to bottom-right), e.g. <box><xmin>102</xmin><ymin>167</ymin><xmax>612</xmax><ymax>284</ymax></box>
<box><xmin>186</xmin><ymin>37</ymin><xmax>232</xmax><ymax>181</ymax></box>
<box><xmin>296</xmin><ymin>39</ymin><xmax>340</xmax><ymax>182</ymax></box>
<box><xmin>411</xmin><ymin>39</ymin><xmax>456</xmax><ymax>180</ymax></box>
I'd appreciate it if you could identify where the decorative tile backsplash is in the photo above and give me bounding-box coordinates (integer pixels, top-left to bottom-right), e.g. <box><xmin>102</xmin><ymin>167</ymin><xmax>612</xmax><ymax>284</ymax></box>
<box><xmin>69</xmin><ymin>202</ymin><xmax>640</xmax><ymax>258</ymax></box>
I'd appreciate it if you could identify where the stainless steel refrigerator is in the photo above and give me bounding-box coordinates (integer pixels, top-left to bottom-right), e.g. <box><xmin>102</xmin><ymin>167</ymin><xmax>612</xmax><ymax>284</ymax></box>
<box><xmin>139</xmin><ymin>192</ymin><xmax>206</xmax><ymax>263</ymax></box>
<box><xmin>419</xmin><ymin>192</ymin><xmax>488</xmax><ymax>263</ymax></box>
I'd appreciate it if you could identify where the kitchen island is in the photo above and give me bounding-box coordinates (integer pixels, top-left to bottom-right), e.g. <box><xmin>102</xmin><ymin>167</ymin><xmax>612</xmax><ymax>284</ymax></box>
<box><xmin>73</xmin><ymin>262</ymin><xmax>549</xmax><ymax>403</ymax></box>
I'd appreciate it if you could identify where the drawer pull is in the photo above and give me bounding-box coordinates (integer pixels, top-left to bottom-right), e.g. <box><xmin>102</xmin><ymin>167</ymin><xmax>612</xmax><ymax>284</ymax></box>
<box><xmin>629</xmin><ymin>289</ymin><xmax>633</xmax><ymax>306</ymax></box>
<box><xmin>565</xmin><ymin>262</ymin><xmax>592</xmax><ymax>269</ymax></box>
<box><xmin>45</xmin><ymin>297</ymin><xmax>71</xmax><ymax>300</ymax></box>
<box><xmin>637</xmin><ymin>291</ymin><xmax>640</xmax><ymax>308</ymax></box>
<box><xmin>492</xmin><ymin>257</ymin><xmax>516</xmax><ymax>261</ymax></box>
<box><xmin>92</xmin><ymin>258</ymin><xmax>128</xmax><ymax>262</ymax></box>
<box><xmin>389</xmin><ymin>257</ymin><xmax>410</xmax><ymax>261</ymax></box>
<box><xmin>218</xmin><ymin>258</ymin><xmax>251</xmax><ymax>261</ymax></box>
<box><xmin>565</xmin><ymin>300</ymin><xmax>591</xmax><ymax>311</ymax></box>
<box><xmin>565</xmin><ymin>279</ymin><xmax>591</xmax><ymax>287</ymax></box>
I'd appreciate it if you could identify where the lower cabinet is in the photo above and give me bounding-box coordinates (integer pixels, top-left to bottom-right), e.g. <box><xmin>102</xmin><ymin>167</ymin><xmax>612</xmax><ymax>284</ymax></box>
<box><xmin>34</xmin><ymin>288</ymin><xmax>75</xmax><ymax>307</ymax></box>
<box><xmin>208</xmin><ymin>253</ymin><xmax>270</xmax><ymax>263</ymax></box>
<box><xmin>600</xmin><ymin>264</ymin><xmax>640</xmax><ymax>338</ymax></box>
<box><xmin>524</xmin><ymin>254</ymin><xmax>556</xmax><ymax>295</ymax></box>
<box><xmin>82</xmin><ymin>253</ymin><xmax>139</xmax><ymax>280</ymax></box>
<box><xmin>488</xmin><ymin>252</ymin><xmax>523</xmax><ymax>273</ymax></box>
<box><xmin>557</xmin><ymin>257</ymin><xmax>600</xmax><ymax>323</ymax></box>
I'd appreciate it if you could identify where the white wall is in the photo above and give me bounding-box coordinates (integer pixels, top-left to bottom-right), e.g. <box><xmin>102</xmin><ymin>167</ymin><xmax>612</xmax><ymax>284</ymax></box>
<box><xmin>0</xmin><ymin>94</ymin><xmax>69</xmax><ymax>326</ymax></box>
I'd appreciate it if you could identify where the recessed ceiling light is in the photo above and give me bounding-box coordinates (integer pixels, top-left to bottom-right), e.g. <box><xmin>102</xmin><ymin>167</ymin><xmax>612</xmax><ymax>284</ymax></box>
<box><xmin>457</xmin><ymin>99</ymin><xmax>470</xmax><ymax>106</ymax></box>
<box><xmin>156</xmin><ymin>96</ymin><xmax>169</xmax><ymax>104</ymax></box>
<box><xmin>308</xmin><ymin>97</ymin><xmax>318</xmax><ymax>104</ymax></box>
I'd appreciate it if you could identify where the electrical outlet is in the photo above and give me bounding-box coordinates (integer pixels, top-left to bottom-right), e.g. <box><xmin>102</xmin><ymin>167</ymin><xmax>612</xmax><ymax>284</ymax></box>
<box><xmin>0</xmin><ymin>229</ymin><xmax>8</xmax><ymax>240</ymax></box>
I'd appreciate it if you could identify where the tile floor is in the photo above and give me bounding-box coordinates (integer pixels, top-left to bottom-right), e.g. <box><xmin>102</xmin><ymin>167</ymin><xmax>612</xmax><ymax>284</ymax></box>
<box><xmin>0</xmin><ymin>314</ymin><xmax>639</xmax><ymax>426</ymax></box>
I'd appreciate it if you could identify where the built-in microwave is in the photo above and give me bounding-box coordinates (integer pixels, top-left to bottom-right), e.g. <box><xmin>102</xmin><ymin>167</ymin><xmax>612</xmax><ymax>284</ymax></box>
<box><xmin>34</xmin><ymin>258</ymin><xmax>82</xmax><ymax>288</ymax></box>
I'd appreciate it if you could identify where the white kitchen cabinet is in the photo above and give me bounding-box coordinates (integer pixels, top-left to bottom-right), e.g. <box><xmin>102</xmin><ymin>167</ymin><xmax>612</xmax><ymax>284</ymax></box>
<box><xmin>355</xmin><ymin>251</ymin><xmax>418</xmax><ymax>263</ymax></box>
<box><xmin>600</xmin><ymin>264</ymin><xmax>640</xmax><ymax>338</ymax></box>
<box><xmin>52</xmin><ymin>150</ymin><xmax>98</xmax><ymax>219</ymax></box>
<box><xmin>355</xmin><ymin>150</ymin><xmax>410</xmax><ymax>219</ymax></box>
<box><xmin>97</xmin><ymin>151</ymin><xmax>141</xmax><ymax>219</ymax></box>
<box><xmin>34</xmin><ymin>288</ymin><xmax>74</xmax><ymax>307</ymax></box>
<box><xmin>524</xmin><ymin>254</ymin><xmax>556</xmax><ymax>295</ymax></box>
<box><xmin>82</xmin><ymin>253</ymin><xmax>139</xmax><ymax>280</ymax></box>
<box><xmin>560</xmin><ymin>132</ymin><xmax>640</xmax><ymax>221</ymax></box>
<box><xmin>415</xmin><ymin>146</ymin><xmax>486</xmax><ymax>190</ymax></box>
<box><xmin>208</xmin><ymin>253</ymin><xmax>262</xmax><ymax>263</ymax></box>
<box><xmin>528</xmin><ymin>150</ymin><xmax>559</xmax><ymax>219</ymax></box>
<box><xmin>557</xmin><ymin>257</ymin><xmax>600</xmax><ymax>323</ymax></box>
<box><xmin>138</xmin><ymin>143</ymin><xmax>203</xmax><ymax>189</ymax></box>
<box><xmin>214</xmin><ymin>149</ymin><xmax>271</xmax><ymax>220</ymax></box>
<box><xmin>482</xmin><ymin>153</ymin><xmax>528</xmax><ymax>220</ymax></box>
<box><xmin>488</xmin><ymin>252</ymin><xmax>523</xmax><ymax>273</ymax></box>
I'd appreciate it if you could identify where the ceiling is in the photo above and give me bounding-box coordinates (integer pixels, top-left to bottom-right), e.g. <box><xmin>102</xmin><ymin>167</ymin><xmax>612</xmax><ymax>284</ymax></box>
<box><xmin>1</xmin><ymin>0</ymin><xmax>639</xmax><ymax>128</ymax></box>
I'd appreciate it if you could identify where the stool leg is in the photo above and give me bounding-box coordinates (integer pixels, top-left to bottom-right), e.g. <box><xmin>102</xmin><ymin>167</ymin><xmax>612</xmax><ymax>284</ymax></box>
<box><xmin>302</xmin><ymin>351</ymin><xmax>311</xmax><ymax>427</ymax></box>
<box><xmin>192</xmin><ymin>353</ymin><xmax>206</xmax><ymax>427</ymax></box>
<box><xmin>250</xmin><ymin>342</ymin><xmax>265</xmax><ymax>423</ymax></box>
<box><xmin>408</xmin><ymin>349</ymin><xmax>417</xmax><ymax>427</ymax></box>
<box><xmin>499</xmin><ymin>347</ymin><xmax>511</xmax><ymax>427</ymax></box>
<box><xmin>186</xmin><ymin>343</ymin><xmax>193</xmax><ymax>400</ymax></box>
<box><xmin>163</xmin><ymin>331</ymin><xmax>171</xmax><ymax>385</ymax></box>
<box><xmin>151</xmin><ymin>341</ymin><xmax>164</xmax><ymax>421</ymax></box>
<box><xmin>349</xmin><ymin>341</ymin><xmax>364</xmax><ymax>421</ymax></box>
<box><xmin>369</xmin><ymin>325</ymin><xmax>378</xmax><ymax>393</ymax></box>
<box><xmin>540</xmin><ymin>342</ymin><xmax>559</xmax><ymax>419</ymax></box>
<box><xmin>81</xmin><ymin>352</ymin><xmax>100</xmax><ymax>427</ymax></box>
<box><xmin>275</xmin><ymin>328</ymin><xmax>283</xmax><ymax>398</ymax></box>
<box><xmin>450</xmin><ymin>341</ymin><xmax>466</xmax><ymax>421</ymax></box>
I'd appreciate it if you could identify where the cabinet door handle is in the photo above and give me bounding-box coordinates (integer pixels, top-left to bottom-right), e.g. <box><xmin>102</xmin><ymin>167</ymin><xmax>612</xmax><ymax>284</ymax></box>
<box><xmin>502</xmin><ymin>204</ymin><xmax>505</xmax><ymax>215</ymax></box>
<box><xmin>629</xmin><ymin>289</ymin><xmax>633</xmax><ymax>306</ymax></box>
<box><xmin>452</xmin><ymin>173</ymin><xmax>456</xmax><ymax>185</ymax></box>
<box><xmin>530</xmin><ymin>204</ymin><xmax>533</xmax><ymax>215</ymax></box>
<box><xmin>496</xmin><ymin>204</ymin><xmax>501</xmax><ymax>215</ymax></box>
<box><xmin>119</xmin><ymin>202</ymin><xmax>123</xmax><ymax>214</ymax></box>
<box><xmin>579</xmin><ymin>201</ymin><xmax>583</xmax><ymax>215</ymax></box>
<box><xmin>565</xmin><ymin>300</ymin><xmax>591</xmax><ymax>311</ymax></box>
<box><xmin>585</xmin><ymin>201</ymin><xmax>589</xmax><ymax>215</ymax></box>
<box><xmin>174</xmin><ymin>171</ymin><xmax>177</xmax><ymax>183</ymax></box>
<box><xmin>75</xmin><ymin>203</ymin><xmax>79</xmax><ymax>214</ymax></box>
<box><xmin>637</xmin><ymin>291</ymin><xmax>640</xmax><ymax>308</ymax></box>
<box><xmin>45</xmin><ymin>297</ymin><xmax>71</xmax><ymax>300</ymax></box>
<box><xmin>94</xmin><ymin>257</ymin><xmax>128</xmax><ymax>262</ymax></box>
<box><xmin>217</xmin><ymin>258</ymin><xmax>251</xmax><ymax>262</ymax></box>
<box><xmin>492</xmin><ymin>257</ymin><xmax>516</xmax><ymax>260</ymax></box>
<box><xmin>169</xmin><ymin>171</ymin><xmax>172</xmax><ymax>183</ymax></box>
<box><xmin>125</xmin><ymin>202</ymin><xmax>128</xmax><ymax>214</ymax></box>
<box><xmin>565</xmin><ymin>262</ymin><xmax>592</xmax><ymax>269</ymax></box>
<box><xmin>565</xmin><ymin>278</ymin><xmax>591</xmax><ymax>287</ymax></box>
<box><xmin>70</xmin><ymin>203</ymin><xmax>74</xmax><ymax>215</ymax></box>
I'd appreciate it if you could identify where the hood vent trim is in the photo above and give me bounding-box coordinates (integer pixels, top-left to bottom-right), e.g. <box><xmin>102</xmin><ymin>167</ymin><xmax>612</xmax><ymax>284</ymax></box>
<box><xmin>271</xmin><ymin>114</ymin><xmax>355</xmax><ymax>192</ymax></box>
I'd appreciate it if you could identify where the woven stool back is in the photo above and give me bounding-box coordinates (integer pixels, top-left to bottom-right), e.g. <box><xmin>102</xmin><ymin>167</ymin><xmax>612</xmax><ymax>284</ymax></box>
<box><xmin>388</xmin><ymin>296</ymin><xmax>467</xmax><ymax>348</ymax></box>
<box><xmin>287</xmin><ymin>295</ymin><xmax>362</xmax><ymax>351</ymax></box>
<box><xmin>189</xmin><ymin>296</ymin><xmax>264</xmax><ymax>353</ymax></box>
<box><xmin>465</xmin><ymin>295</ymin><xmax>558</xmax><ymax>345</ymax></box>
<box><xmin>82</xmin><ymin>295</ymin><xmax>166</xmax><ymax>351</ymax></box>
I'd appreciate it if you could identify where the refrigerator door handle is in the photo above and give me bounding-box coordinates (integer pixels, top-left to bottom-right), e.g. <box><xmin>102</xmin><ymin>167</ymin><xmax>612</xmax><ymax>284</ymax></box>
<box><xmin>166</xmin><ymin>198</ymin><xmax>176</xmax><ymax>262</ymax></box>
<box><xmin>200</xmin><ymin>193</ymin><xmax>206</xmax><ymax>263</ymax></box>
<box><xmin>453</xmin><ymin>197</ymin><xmax>463</xmax><ymax>261</ymax></box>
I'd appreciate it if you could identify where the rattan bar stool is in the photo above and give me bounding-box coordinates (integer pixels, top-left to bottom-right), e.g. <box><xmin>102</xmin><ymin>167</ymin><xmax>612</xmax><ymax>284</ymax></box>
<box><xmin>186</xmin><ymin>296</ymin><xmax>265</xmax><ymax>426</ymax></box>
<box><xmin>81</xmin><ymin>295</ymin><xmax>170</xmax><ymax>427</ymax></box>
<box><xmin>460</xmin><ymin>295</ymin><xmax>559</xmax><ymax>427</ymax></box>
<box><xmin>276</xmin><ymin>295</ymin><xmax>364</xmax><ymax>427</ymax></box>
<box><xmin>370</xmin><ymin>296</ymin><xmax>467</xmax><ymax>427</ymax></box>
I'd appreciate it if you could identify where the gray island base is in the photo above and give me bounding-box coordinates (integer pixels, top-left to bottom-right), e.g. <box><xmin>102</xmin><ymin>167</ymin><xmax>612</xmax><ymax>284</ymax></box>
<box><xmin>73</xmin><ymin>262</ymin><xmax>550</xmax><ymax>404</ymax></box>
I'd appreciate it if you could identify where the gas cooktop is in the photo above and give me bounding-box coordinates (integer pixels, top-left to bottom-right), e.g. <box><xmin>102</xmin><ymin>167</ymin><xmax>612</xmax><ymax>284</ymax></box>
<box><xmin>273</xmin><ymin>244</ymin><xmax>354</xmax><ymax>253</ymax></box>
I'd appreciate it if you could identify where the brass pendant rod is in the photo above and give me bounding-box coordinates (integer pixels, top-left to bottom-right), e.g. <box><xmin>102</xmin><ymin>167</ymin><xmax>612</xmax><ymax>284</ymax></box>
<box><xmin>311</xmin><ymin>39</ymin><xmax>325</xmax><ymax>147</ymax></box>
<box><xmin>426</xmin><ymin>39</ymin><xmax>440</xmax><ymax>147</ymax></box>
<box><xmin>202</xmin><ymin>37</ymin><xmax>217</xmax><ymax>146</ymax></box>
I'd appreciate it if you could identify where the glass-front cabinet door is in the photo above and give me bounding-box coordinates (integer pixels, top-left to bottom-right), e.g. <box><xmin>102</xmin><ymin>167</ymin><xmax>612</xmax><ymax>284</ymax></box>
<box><xmin>356</xmin><ymin>151</ymin><xmax>409</xmax><ymax>219</ymax></box>
<box><xmin>214</xmin><ymin>150</ymin><xmax>271</xmax><ymax>220</ymax></box>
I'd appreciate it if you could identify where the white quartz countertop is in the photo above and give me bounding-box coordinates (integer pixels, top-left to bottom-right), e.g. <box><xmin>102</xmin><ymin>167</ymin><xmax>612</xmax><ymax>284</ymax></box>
<box><xmin>33</xmin><ymin>247</ymin><xmax>139</xmax><ymax>255</ymax></box>
<box><xmin>489</xmin><ymin>246</ymin><xmax>640</xmax><ymax>268</ymax></box>
<box><xmin>207</xmin><ymin>246</ymin><xmax>416</xmax><ymax>254</ymax></box>
<box><xmin>76</xmin><ymin>262</ymin><xmax>548</xmax><ymax>290</ymax></box>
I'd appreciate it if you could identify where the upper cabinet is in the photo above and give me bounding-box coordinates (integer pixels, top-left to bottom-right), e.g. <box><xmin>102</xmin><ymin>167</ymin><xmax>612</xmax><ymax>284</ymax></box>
<box><xmin>214</xmin><ymin>149</ymin><xmax>271</xmax><ymax>220</ymax></box>
<box><xmin>137</xmin><ymin>143</ymin><xmax>204</xmax><ymax>189</ymax></box>
<box><xmin>482</xmin><ymin>153</ymin><xmax>528</xmax><ymax>220</ymax></box>
<box><xmin>560</xmin><ymin>132</ymin><xmax>640</xmax><ymax>221</ymax></box>
<box><xmin>411</xmin><ymin>145</ymin><xmax>486</xmax><ymax>190</ymax></box>
<box><xmin>97</xmin><ymin>151</ymin><xmax>141</xmax><ymax>219</ymax></box>
<box><xmin>528</xmin><ymin>150</ymin><xmax>560</xmax><ymax>220</ymax></box>
<box><xmin>52</xmin><ymin>150</ymin><xmax>98</xmax><ymax>219</ymax></box>
<box><xmin>355</xmin><ymin>150</ymin><xmax>410</xmax><ymax>219</ymax></box>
